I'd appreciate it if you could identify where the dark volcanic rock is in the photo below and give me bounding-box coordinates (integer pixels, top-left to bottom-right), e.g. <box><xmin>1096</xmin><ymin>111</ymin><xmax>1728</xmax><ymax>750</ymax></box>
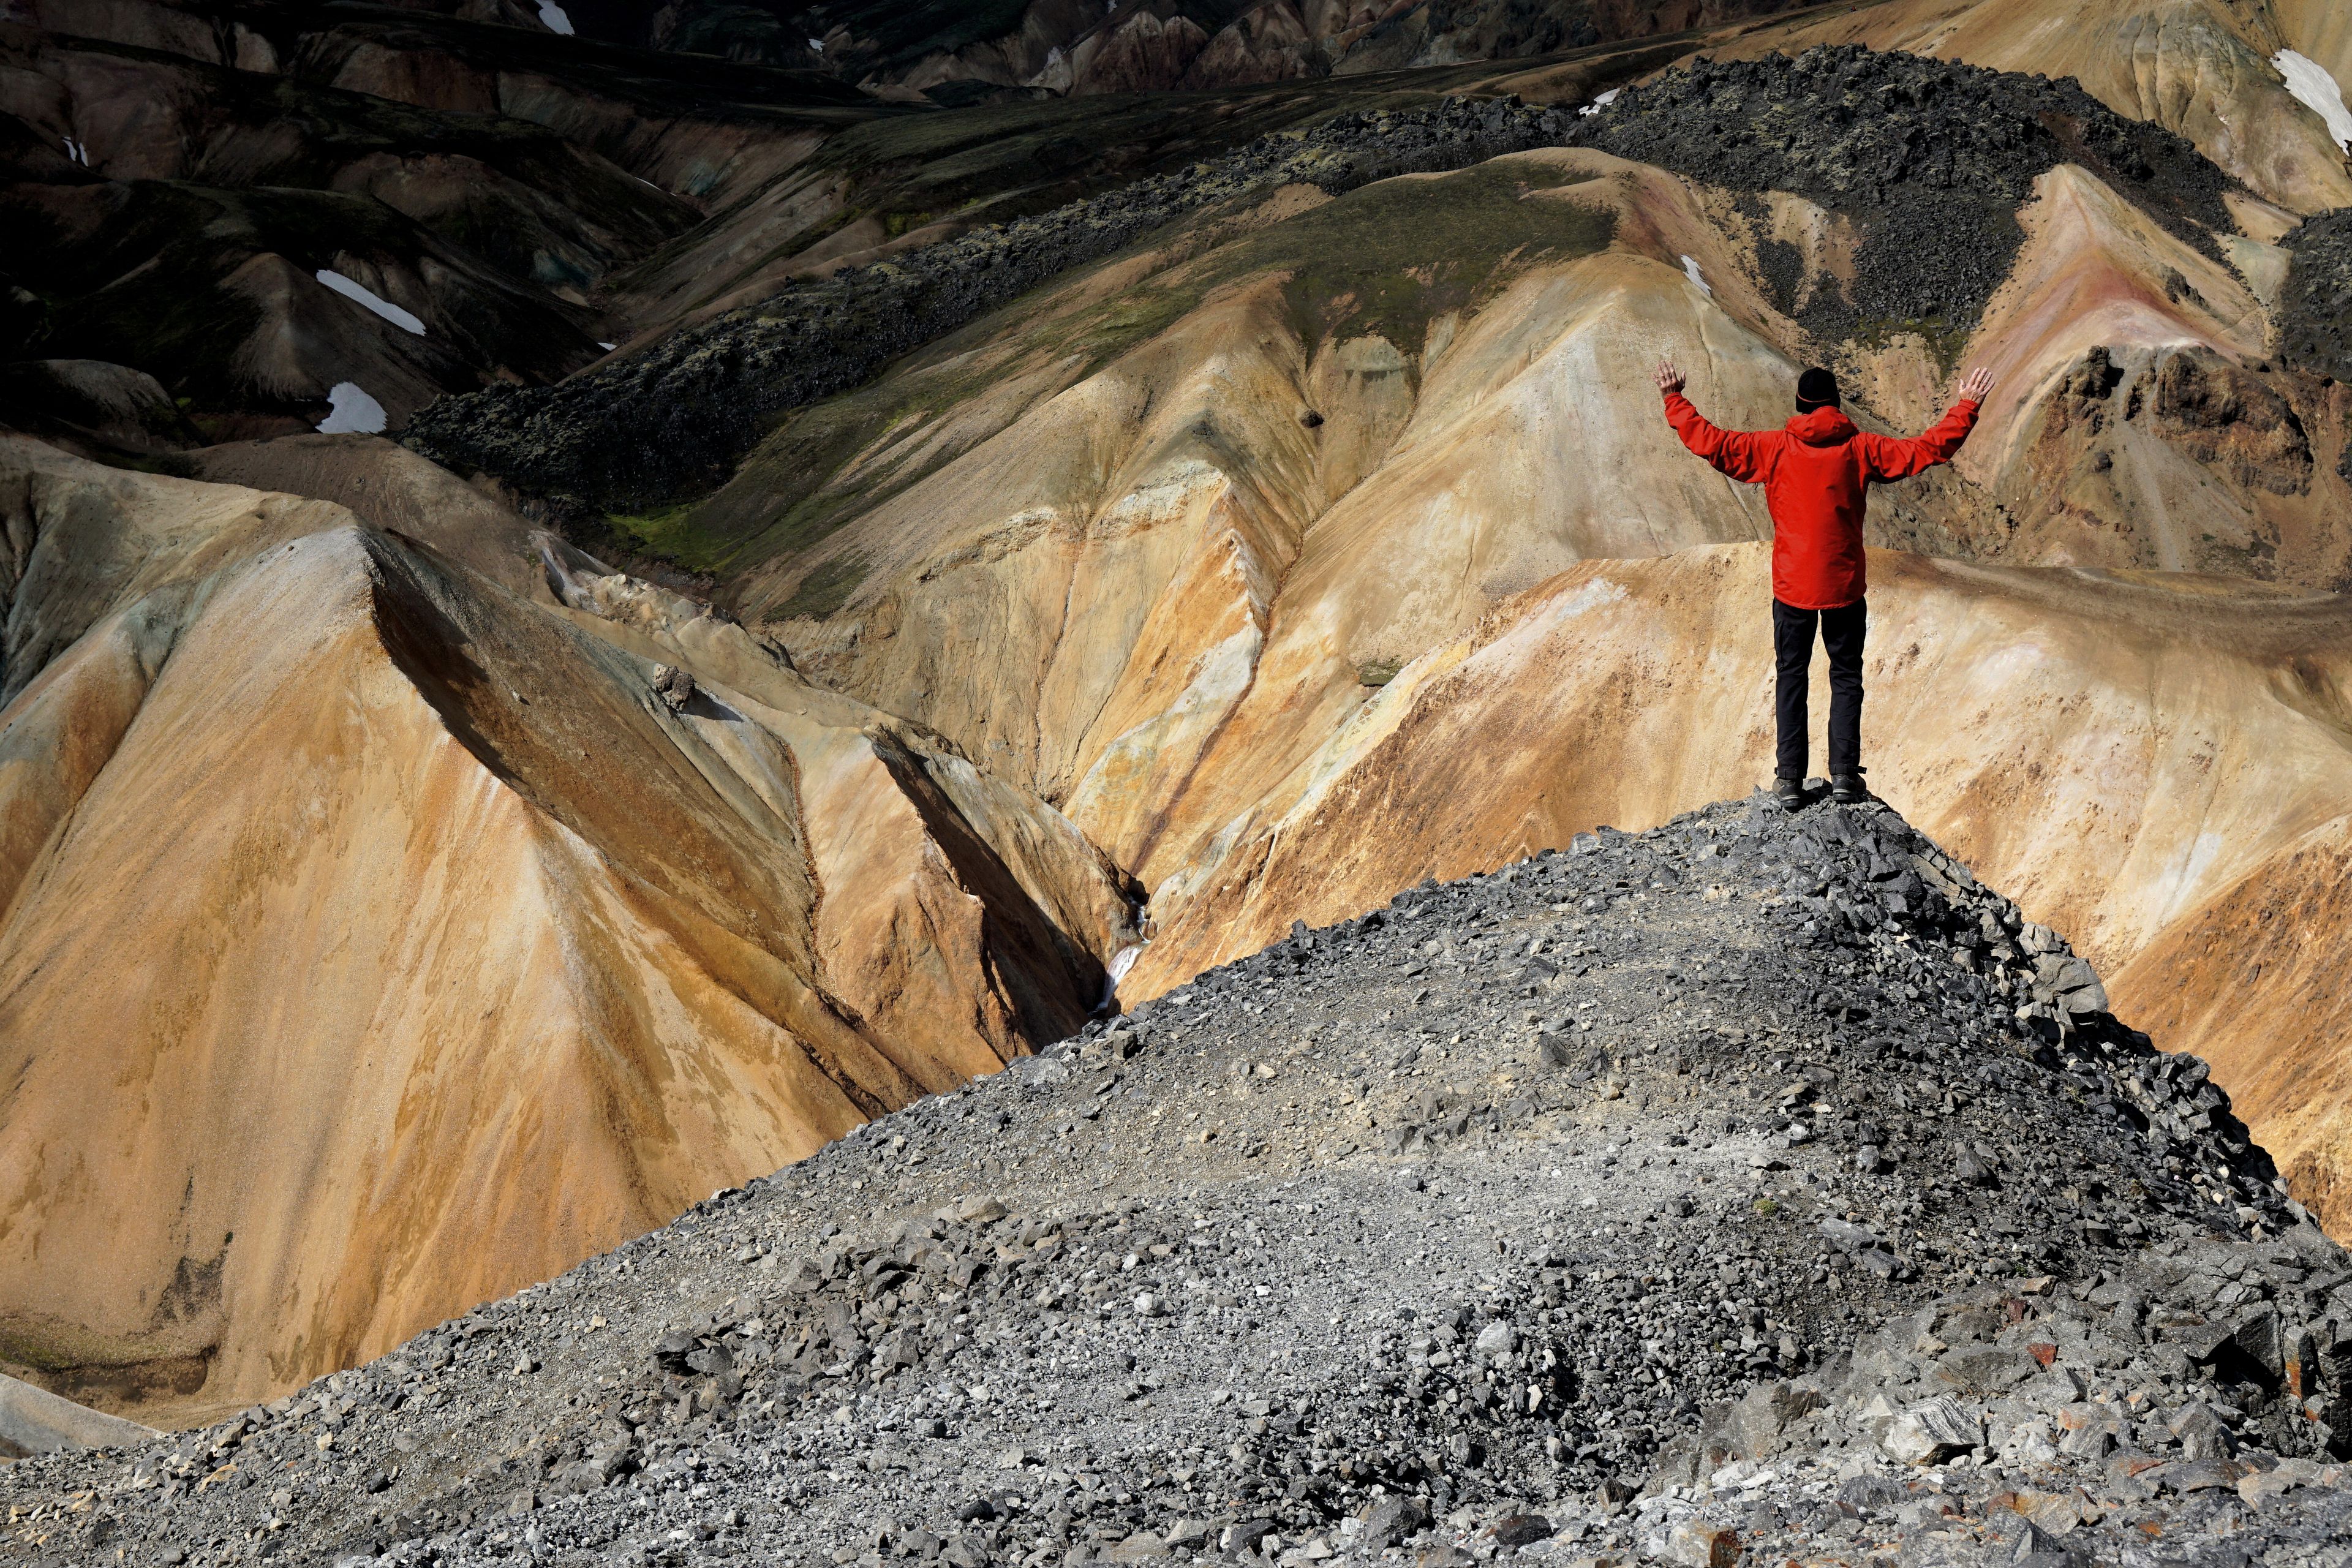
<box><xmin>1580</xmin><ymin>44</ymin><xmax>2239</xmax><ymax>334</ymax></box>
<box><xmin>2281</xmin><ymin>208</ymin><xmax>2352</xmax><ymax>387</ymax></box>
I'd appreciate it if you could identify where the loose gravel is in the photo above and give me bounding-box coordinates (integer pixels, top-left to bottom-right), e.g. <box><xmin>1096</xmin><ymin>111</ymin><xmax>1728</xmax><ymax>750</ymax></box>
<box><xmin>4</xmin><ymin>790</ymin><xmax>2341</xmax><ymax>1568</ymax></box>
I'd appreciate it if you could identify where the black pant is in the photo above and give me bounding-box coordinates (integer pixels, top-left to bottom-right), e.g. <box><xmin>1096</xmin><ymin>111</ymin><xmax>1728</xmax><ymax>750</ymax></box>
<box><xmin>1772</xmin><ymin>597</ymin><xmax>1866</xmax><ymax>781</ymax></box>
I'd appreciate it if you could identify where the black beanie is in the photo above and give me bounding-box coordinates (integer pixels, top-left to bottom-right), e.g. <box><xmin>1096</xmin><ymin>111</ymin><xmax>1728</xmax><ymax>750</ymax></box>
<box><xmin>1795</xmin><ymin>367</ymin><xmax>1841</xmax><ymax>413</ymax></box>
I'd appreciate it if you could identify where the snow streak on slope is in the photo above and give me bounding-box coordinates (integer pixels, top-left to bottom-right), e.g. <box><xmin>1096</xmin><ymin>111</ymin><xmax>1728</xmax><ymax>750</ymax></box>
<box><xmin>2277</xmin><ymin>50</ymin><xmax>2352</xmax><ymax>151</ymax></box>
<box><xmin>314</xmin><ymin>270</ymin><xmax>426</xmax><ymax>336</ymax></box>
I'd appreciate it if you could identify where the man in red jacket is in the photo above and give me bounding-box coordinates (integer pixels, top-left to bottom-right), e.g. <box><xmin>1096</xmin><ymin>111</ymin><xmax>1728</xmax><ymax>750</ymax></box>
<box><xmin>1656</xmin><ymin>359</ymin><xmax>1992</xmax><ymax>810</ymax></box>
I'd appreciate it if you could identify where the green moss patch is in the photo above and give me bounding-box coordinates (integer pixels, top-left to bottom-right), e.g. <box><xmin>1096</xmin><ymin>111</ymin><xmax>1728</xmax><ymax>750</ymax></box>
<box><xmin>1207</xmin><ymin>162</ymin><xmax>1615</xmax><ymax>358</ymax></box>
<box><xmin>602</xmin><ymin>500</ymin><xmax>725</xmax><ymax>568</ymax></box>
<box><xmin>777</xmin><ymin>553</ymin><xmax>873</xmax><ymax>619</ymax></box>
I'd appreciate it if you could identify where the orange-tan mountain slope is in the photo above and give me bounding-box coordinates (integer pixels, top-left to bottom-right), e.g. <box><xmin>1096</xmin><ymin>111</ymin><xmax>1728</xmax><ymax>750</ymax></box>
<box><xmin>0</xmin><ymin>434</ymin><xmax>1136</xmax><ymax>1422</ymax></box>
<box><xmin>727</xmin><ymin>144</ymin><xmax>2340</xmax><ymax>862</ymax></box>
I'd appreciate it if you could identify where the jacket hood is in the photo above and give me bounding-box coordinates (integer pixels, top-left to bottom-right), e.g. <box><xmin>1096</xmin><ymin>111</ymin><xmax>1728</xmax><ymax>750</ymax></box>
<box><xmin>1784</xmin><ymin>407</ymin><xmax>1858</xmax><ymax>446</ymax></box>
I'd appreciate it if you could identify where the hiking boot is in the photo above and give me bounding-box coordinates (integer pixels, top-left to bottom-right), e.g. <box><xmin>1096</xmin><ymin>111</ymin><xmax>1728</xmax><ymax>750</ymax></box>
<box><xmin>1773</xmin><ymin>777</ymin><xmax>1804</xmax><ymax>812</ymax></box>
<box><xmin>1830</xmin><ymin>772</ymin><xmax>1869</xmax><ymax>804</ymax></box>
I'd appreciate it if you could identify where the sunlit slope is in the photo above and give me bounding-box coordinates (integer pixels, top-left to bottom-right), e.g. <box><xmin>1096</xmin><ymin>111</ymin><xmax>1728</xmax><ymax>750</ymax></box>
<box><xmin>0</xmin><ymin>438</ymin><xmax>1133</xmax><ymax>1420</ymax></box>
<box><xmin>723</xmin><ymin>143</ymin><xmax>2334</xmax><ymax>878</ymax></box>
<box><xmin>1907</xmin><ymin>164</ymin><xmax>2352</xmax><ymax>586</ymax></box>
<box><xmin>725</xmin><ymin>153</ymin><xmax>1881</xmax><ymax>872</ymax></box>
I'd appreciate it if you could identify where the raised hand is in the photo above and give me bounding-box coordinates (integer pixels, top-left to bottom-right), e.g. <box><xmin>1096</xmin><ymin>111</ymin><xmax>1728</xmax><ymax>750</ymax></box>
<box><xmin>1655</xmin><ymin>358</ymin><xmax>1686</xmax><ymax>396</ymax></box>
<box><xmin>1958</xmin><ymin>366</ymin><xmax>1994</xmax><ymax>404</ymax></box>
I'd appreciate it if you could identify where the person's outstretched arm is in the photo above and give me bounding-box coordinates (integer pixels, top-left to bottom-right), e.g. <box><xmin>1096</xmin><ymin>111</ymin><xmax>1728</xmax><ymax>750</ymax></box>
<box><xmin>1656</xmin><ymin>358</ymin><xmax>1775</xmax><ymax>483</ymax></box>
<box><xmin>1855</xmin><ymin>367</ymin><xmax>1994</xmax><ymax>480</ymax></box>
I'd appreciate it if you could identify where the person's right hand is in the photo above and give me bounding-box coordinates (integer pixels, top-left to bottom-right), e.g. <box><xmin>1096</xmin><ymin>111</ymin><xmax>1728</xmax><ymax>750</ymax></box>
<box><xmin>1958</xmin><ymin>366</ymin><xmax>1994</xmax><ymax>403</ymax></box>
<box><xmin>1654</xmin><ymin>358</ymin><xmax>1686</xmax><ymax>396</ymax></box>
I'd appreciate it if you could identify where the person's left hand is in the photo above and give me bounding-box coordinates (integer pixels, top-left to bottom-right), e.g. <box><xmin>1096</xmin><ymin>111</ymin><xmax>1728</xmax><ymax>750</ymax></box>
<box><xmin>1958</xmin><ymin>366</ymin><xmax>1994</xmax><ymax>403</ymax></box>
<box><xmin>1654</xmin><ymin>358</ymin><xmax>1686</xmax><ymax>396</ymax></box>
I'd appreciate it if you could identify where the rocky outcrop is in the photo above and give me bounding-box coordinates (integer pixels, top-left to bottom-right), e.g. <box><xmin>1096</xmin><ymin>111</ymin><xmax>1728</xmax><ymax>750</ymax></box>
<box><xmin>2143</xmin><ymin>347</ymin><xmax>2314</xmax><ymax>495</ymax></box>
<box><xmin>2282</xmin><ymin>208</ymin><xmax>2352</xmax><ymax>385</ymax></box>
<box><xmin>1707</xmin><ymin>0</ymin><xmax>2352</xmax><ymax>215</ymax></box>
<box><xmin>1577</xmin><ymin>45</ymin><xmax>2240</xmax><ymax>332</ymax></box>
<box><xmin>1648</xmin><ymin>1227</ymin><xmax>2352</xmax><ymax>1559</ymax></box>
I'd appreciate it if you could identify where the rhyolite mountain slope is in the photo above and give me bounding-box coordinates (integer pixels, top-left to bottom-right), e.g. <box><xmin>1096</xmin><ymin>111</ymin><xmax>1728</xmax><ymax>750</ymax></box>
<box><xmin>2</xmin><ymin>793</ymin><xmax>2347</xmax><ymax>1568</ymax></box>
<box><xmin>553</xmin><ymin>58</ymin><xmax>2352</xmax><ymax>1235</ymax></box>
<box><xmin>412</xmin><ymin>47</ymin><xmax>2351</xmax><ymax>582</ymax></box>
<box><xmin>0</xmin><ymin>434</ymin><xmax>1137</xmax><ymax>1423</ymax></box>
<box><xmin>399</xmin><ymin>91</ymin><xmax>1636</xmax><ymax>505</ymax></box>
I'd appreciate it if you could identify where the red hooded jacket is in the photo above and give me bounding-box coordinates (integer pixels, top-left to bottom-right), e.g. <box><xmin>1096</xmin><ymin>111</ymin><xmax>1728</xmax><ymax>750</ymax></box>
<box><xmin>1663</xmin><ymin>392</ymin><xmax>1980</xmax><ymax>609</ymax></box>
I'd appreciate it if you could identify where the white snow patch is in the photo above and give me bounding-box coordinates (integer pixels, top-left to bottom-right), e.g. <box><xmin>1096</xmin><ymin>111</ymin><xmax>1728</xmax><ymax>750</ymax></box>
<box><xmin>316</xmin><ymin>382</ymin><xmax>386</xmax><ymax>435</ymax></box>
<box><xmin>808</xmin><ymin>37</ymin><xmax>824</xmax><ymax>52</ymax></box>
<box><xmin>536</xmin><ymin>1</ymin><xmax>575</xmax><ymax>36</ymax></box>
<box><xmin>315</xmin><ymin>269</ymin><xmax>426</xmax><ymax>335</ymax></box>
<box><xmin>2275</xmin><ymin>51</ymin><xmax>2352</xmax><ymax>152</ymax></box>
<box><xmin>1681</xmin><ymin>254</ymin><xmax>1712</xmax><ymax>295</ymax></box>
<box><xmin>1578</xmin><ymin>88</ymin><xmax>1619</xmax><ymax>118</ymax></box>
<box><xmin>597</xmin><ymin>340</ymin><xmax>616</xmax><ymax>350</ymax></box>
<box><xmin>61</xmin><ymin>136</ymin><xmax>88</xmax><ymax>165</ymax></box>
